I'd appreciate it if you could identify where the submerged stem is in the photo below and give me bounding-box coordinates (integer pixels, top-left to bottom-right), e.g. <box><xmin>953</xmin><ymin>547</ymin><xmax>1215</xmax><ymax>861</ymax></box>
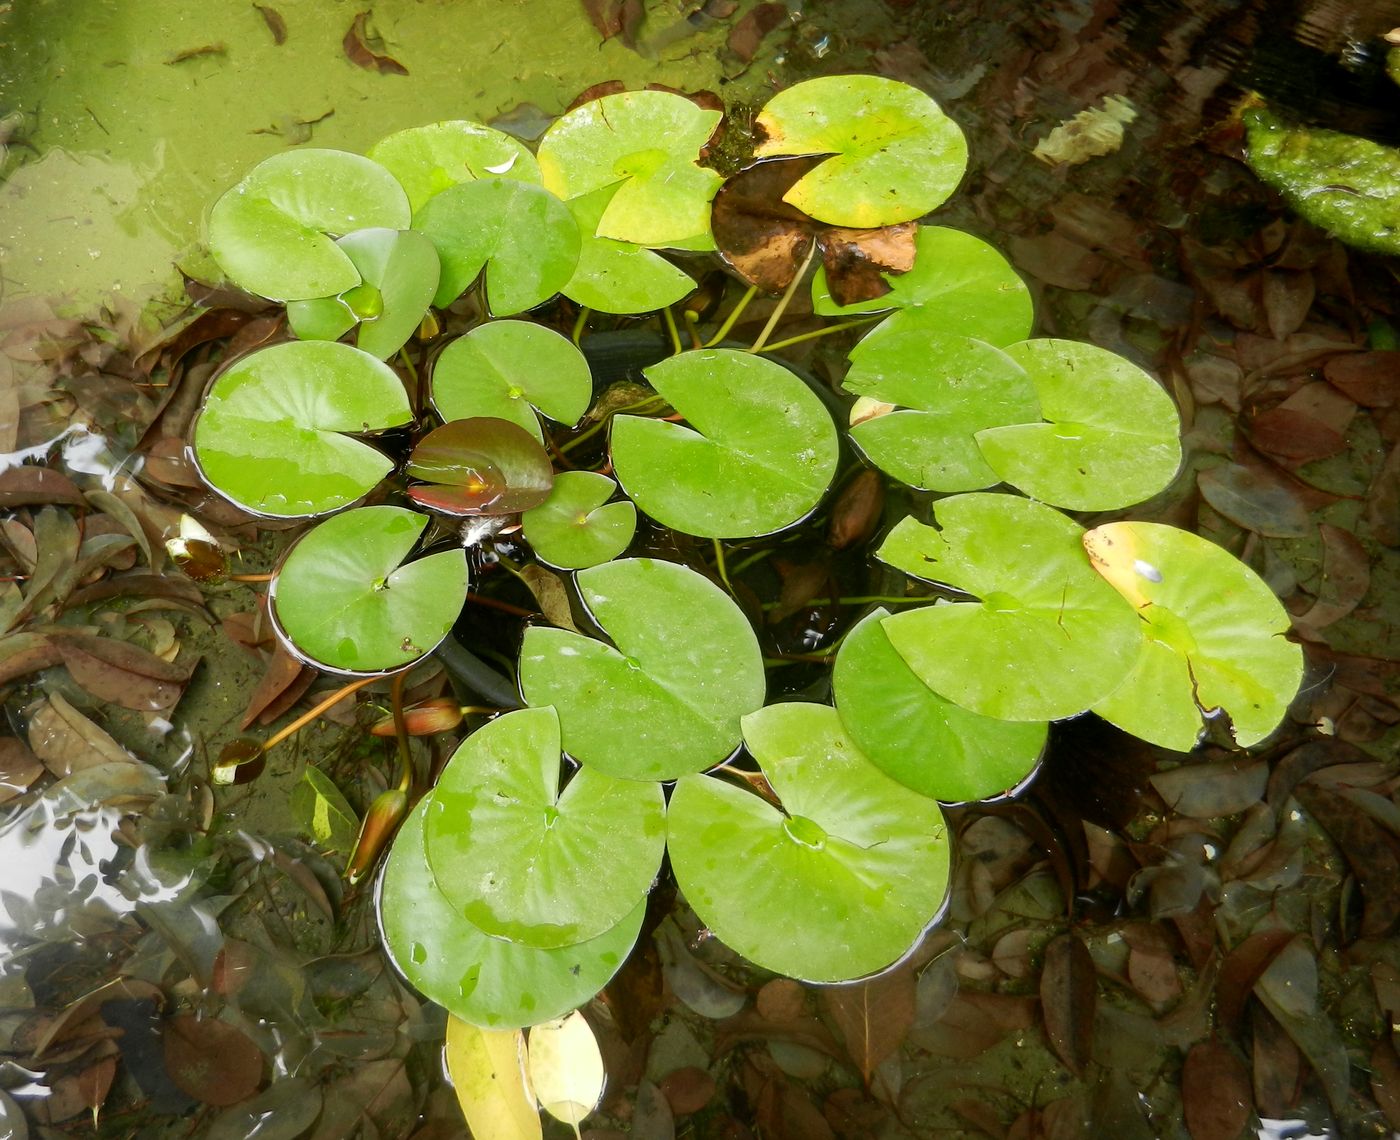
<box><xmin>756</xmin><ymin>314</ymin><xmax>882</xmax><ymax>354</ymax></box>
<box><xmin>749</xmin><ymin>242</ymin><xmax>816</xmax><ymax>354</ymax></box>
<box><xmin>261</xmin><ymin>674</ymin><xmax>379</xmax><ymax>752</ymax></box>
<box><xmin>712</xmin><ymin>538</ymin><xmax>734</xmax><ymax>595</ymax></box>
<box><xmin>661</xmin><ymin>307</ymin><xmax>683</xmax><ymax>355</ymax></box>
<box><xmin>571</xmin><ymin>307</ymin><xmax>591</xmax><ymax>346</ymax></box>
<box><xmin>704</xmin><ymin>284</ymin><xmax>758</xmax><ymax>347</ymax></box>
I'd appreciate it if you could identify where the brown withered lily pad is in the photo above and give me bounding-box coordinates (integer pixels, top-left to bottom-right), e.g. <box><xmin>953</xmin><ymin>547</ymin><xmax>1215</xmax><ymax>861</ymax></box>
<box><xmin>711</xmin><ymin>157</ymin><xmax>915</xmax><ymax>305</ymax></box>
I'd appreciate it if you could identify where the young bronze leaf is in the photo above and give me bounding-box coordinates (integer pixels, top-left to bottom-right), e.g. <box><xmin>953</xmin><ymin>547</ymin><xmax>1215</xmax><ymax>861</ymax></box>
<box><xmin>1182</xmin><ymin>1038</ymin><xmax>1251</xmax><ymax>1140</ymax></box>
<box><xmin>819</xmin><ymin>964</ymin><xmax>915</xmax><ymax>1084</ymax></box>
<box><xmin>710</xmin><ymin>157</ymin><xmax>914</xmax><ymax>303</ymax></box>
<box><xmin>1039</xmin><ymin>933</ymin><xmax>1096</xmax><ymax>1077</ymax></box>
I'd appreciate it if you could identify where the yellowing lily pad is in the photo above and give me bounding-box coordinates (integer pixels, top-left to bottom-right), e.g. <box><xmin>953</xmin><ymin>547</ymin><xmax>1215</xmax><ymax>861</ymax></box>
<box><xmin>1083</xmin><ymin>521</ymin><xmax>1304</xmax><ymax>749</ymax></box>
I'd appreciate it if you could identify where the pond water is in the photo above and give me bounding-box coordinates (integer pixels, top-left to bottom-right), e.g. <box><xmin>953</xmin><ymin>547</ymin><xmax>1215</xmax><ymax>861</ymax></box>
<box><xmin>3</xmin><ymin>1</ymin><xmax>1400</xmax><ymax>1138</ymax></box>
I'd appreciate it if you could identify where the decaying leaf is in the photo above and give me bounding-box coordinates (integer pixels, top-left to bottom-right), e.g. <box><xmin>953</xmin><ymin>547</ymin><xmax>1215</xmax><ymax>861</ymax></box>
<box><xmin>711</xmin><ymin>156</ymin><xmax>915</xmax><ymax>304</ymax></box>
<box><xmin>445</xmin><ymin>1015</ymin><xmax>540</xmax><ymax>1140</ymax></box>
<box><xmin>1038</xmin><ymin>934</ymin><xmax>1095</xmax><ymax>1077</ymax></box>
<box><xmin>1182</xmin><ymin>1037</ymin><xmax>1251</xmax><ymax>1140</ymax></box>
<box><xmin>818</xmin><ymin>964</ymin><xmax>915</xmax><ymax>1084</ymax></box>
<box><xmin>1293</xmin><ymin>523</ymin><xmax>1370</xmax><ymax>638</ymax></box>
<box><xmin>727</xmin><ymin>2</ymin><xmax>787</xmax><ymax>64</ymax></box>
<box><xmin>527</xmin><ymin>1010</ymin><xmax>605</xmax><ymax>1131</ymax></box>
<box><xmin>255</xmin><ymin>4</ymin><xmax>288</xmax><ymax>44</ymax></box>
<box><xmin>0</xmin><ymin>734</ymin><xmax>43</xmax><ymax>803</ymax></box>
<box><xmin>163</xmin><ymin>1014</ymin><xmax>265</xmax><ymax>1106</ymax></box>
<box><xmin>28</xmin><ymin>692</ymin><xmax>135</xmax><ymax>777</ymax></box>
<box><xmin>656</xmin><ymin>919</ymin><xmax>747</xmax><ymax>1020</ymax></box>
<box><xmin>343</xmin><ymin>11</ymin><xmax>408</xmax><ymax>75</ymax></box>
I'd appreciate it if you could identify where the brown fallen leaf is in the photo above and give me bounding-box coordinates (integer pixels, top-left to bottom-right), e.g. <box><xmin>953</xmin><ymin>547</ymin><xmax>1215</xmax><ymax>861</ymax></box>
<box><xmin>819</xmin><ymin>964</ymin><xmax>915</xmax><ymax>1084</ymax></box>
<box><xmin>1149</xmin><ymin>759</ymin><xmax>1268</xmax><ymax>819</ymax></box>
<box><xmin>28</xmin><ymin>692</ymin><xmax>135</xmax><ymax>777</ymax></box>
<box><xmin>1370</xmin><ymin>1037</ymin><xmax>1400</xmax><ymax>1131</ymax></box>
<box><xmin>1247</xmin><ymin>381</ymin><xmax>1355</xmax><ymax>467</ymax></box>
<box><xmin>1324</xmin><ymin>350</ymin><xmax>1400</xmax><ymax>407</ymax></box>
<box><xmin>344</xmin><ymin>11</ymin><xmax>408</xmax><ymax>75</ymax></box>
<box><xmin>659</xmin><ymin>1066</ymin><xmax>715</xmax><ymax>1116</ymax></box>
<box><xmin>1294</xmin><ymin>781</ymin><xmax>1400</xmax><ymax>938</ymax></box>
<box><xmin>51</xmin><ymin>630</ymin><xmax>196</xmax><ymax>712</ymax></box>
<box><xmin>254</xmin><ymin>4</ymin><xmax>288</xmax><ymax>44</ymax></box>
<box><xmin>0</xmin><ymin>465</ymin><xmax>85</xmax><ymax>507</ymax></box>
<box><xmin>164</xmin><ymin>1014</ymin><xmax>265</xmax><ymax>1106</ymax></box>
<box><xmin>727</xmin><ymin>1</ymin><xmax>786</xmax><ymax>64</ymax></box>
<box><xmin>1251</xmin><ymin>1002</ymin><xmax>1303</xmax><ymax>1117</ymax></box>
<box><xmin>757</xmin><ymin>978</ymin><xmax>806</xmax><ymax>1023</ymax></box>
<box><xmin>1182</xmin><ymin>1037</ymin><xmax>1251</xmax><ymax>1140</ymax></box>
<box><xmin>711</xmin><ymin>157</ymin><xmax>915</xmax><ymax>304</ymax></box>
<box><xmin>1293</xmin><ymin>522</ymin><xmax>1370</xmax><ymax>638</ymax></box>
<box><xmin>240</xmin><ymin>642</ymin><xmax>316</xmax><ymax>729</ymax></box>
<box><xmin>580</xmin><ymin>0</ymin><xmax>643</xmax><ymax>44</ymax></box>
<box><xmin>0</xmin><ymin>735</ymin><xmax>42</xmax><ymax>803</ymax></box>
<box><xmin>1039</xmin><ymin>933</ymin><xmax>1095</xmax><ymax>1077</ymax></box>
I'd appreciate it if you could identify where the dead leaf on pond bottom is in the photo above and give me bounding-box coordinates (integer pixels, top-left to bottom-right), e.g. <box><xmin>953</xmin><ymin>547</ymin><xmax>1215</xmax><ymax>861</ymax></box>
<box><xmin>1182</xmin><ymin>1037</ymin><xmax>1251</xmax><ymax>1140</ymax></box>
<box><xmin>1149</xmin><ymin>760</ymin><xmax>1268</xmax><ymax>819</ymax></box>
<box><xmin>0</xmin><ymin>735</ymin><xmax>42</xmax><ymax>803</ymax></box>
<box><xmin>28</xmin><ymin>692</ymin><xmax>135</xmax><ymax>777</ymax></box>
<box><xmin>728</xmin><ymin>3</ymin><xmax>789</xmax><ymax>64</ymax></box>
<box><xmin>1325</xmin><ymin>350</ymin><xmax>1400</xmax><ymax>407</ymax></box>
<box><xmin>1370</xmin><ymin>1037</ymin><xmax>1400</xmax><ymax>1131</ymax></box>
<box><xmin>710</xmin><ymin>157</ymin><xmax>915</xmax><ymax>304</ymax></box>
<box><xmin>1197</xmin><ymin>462</ymin><xmax>1312</xmax><ymax>538</ymax></box>
<box><xmin>254</xmin><ymin>4</ymin><xmax>288</xmax><ymax>44</ymax></box>
<box><xmin>343</xmin><ymin>11</ymin><xmax>408</xmax><ymax>75</ymax></box>
<box><xmin>1294</xmin><ymin>781</ymin><xmax>1400</xmax><ymax>938</ymax></box>
<box><xmin>1039</xmin><ymin>933</ymin><xmax>1096</xmax><ymax>1077</ymax></box>
<box><xmin>1293</xmin><ymin>523</ymin><xmax>1370</xmax><ymax>638</ymax></box>
<box><xmin>163</xmin><ymin>1014</ymin><xmax>264</xmax><ymax>1106</ymax></box>
<box><xmin>818</xmin><ymin>964</ymin><xmax>915</xmax><ymax>1084</ymax></box>
<box><xmin>51</xmin><ymin>630</ymin><xmax>195</xmax><ymax>712</ymax></box>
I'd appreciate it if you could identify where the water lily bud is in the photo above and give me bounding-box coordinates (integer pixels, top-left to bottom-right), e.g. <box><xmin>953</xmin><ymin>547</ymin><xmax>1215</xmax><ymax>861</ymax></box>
<box><xmin>827</xmin><ymin>468</ymin><xmax>885</xmax><ymax>551</ymax></box>
<box><xmin>368</xmin><ymin>697</ymin><xmax>464</xmax><ymax>737</ymax></box>
<box><xmin>345</xmin><ymin>787</ymin><xmax>408</xmax><ymax>885</ymax></box>
<box><xmin>166</xmin><ymin>514</ymin><xmax>228</xmax><ymax>583</ymax></box>
<box><xmin>849</xmin><ymin>396</ymin><xmax>895</xmax><ymax>427</ymax></box>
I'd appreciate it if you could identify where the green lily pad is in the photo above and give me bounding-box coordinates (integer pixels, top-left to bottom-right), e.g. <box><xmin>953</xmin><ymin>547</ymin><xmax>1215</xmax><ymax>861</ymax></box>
<box><xmin>208</xmin><ymin>150</ymin><xmax>410</xmax><ymax>301</ymax></box>
<box><xmin>519</xmin><ymin>559</ymin><xmax>765</xmax><ymax>781</ymax></box>
<box><xmin>973</xmin><ymin>339</ymin><xmax>1182</xmax><ymax>511</ymax></box>
<box><xmin>381</xmin><ymin>797</ymin><xmax>645</xmax><ymax>1029</ymax></box>
<box><xmin>538</xmin><ymin>90</ymin><xmax>722</xmax><ymax>248</ymax></box>
<box><xmin>667</xmin><ymin>703</ymin><xmax>951</xmax><ymax>982</ymax></box>
<box><xmin>271</xmin><ymin>506</ymin><xmax>467</xmax><ymax>673</ymax></box>
<box><xmin>368</xmin><ymin>119</ymin><xmax>542</xmax><ymax>213</ymax></box>
<box><xmin>287</xmin><ymin>228</ymin><xmax>440</xmax><ymax>360</ymax></box>
<box><xmin>559</xmin><ymin>185</ymin><xmax>697</xmax><ymax>314</ymax></box>
<box><xmin>522</xmin><ymin>471</ymin><xmax>637</xmax><ymax>570</ymax></box>
<box><xmin>754</xmin><ymin>76</ymin><xmax>967</xmax><ymax>228</ymax></box>
<box><xmin>193</xmin><ymin>341</ymin><xmax>412</xmax><ymax>518</ymax></box>
<box><xmin>610</xmin><ymin>349</ymin><xmax>839</xmax><ymax>539</ymax></box>
<box><xmin>833</xmin><ymin>609</ymin><xmax>1047</xmax><ymax>803</ymax></box>
<box><xmin>816</xmin><ymin>226</ymin><xmax>1033</xmax><ymax>348</ymax></box>
<box><xmin>877</xmin><ymin>494</ymin><xmax>1142</xmax><ymax>721</ymax></box>
<box><xmin>423</xmin><ymin>707</ymin><xmax>666</xmax><ymax>948</ymax></box>
<box><xmin>844</xmin><ymin>332</ymin><xmax>1039</xmax><ymax>492</ymax></box>
<box><xmin>406</xmin><ymin>417</ymin><xmax>554</xmax><ymax>516</ymax></box>
<box><xmin>430</xmin><ymin>322</ymin><xmax>593</xmax><ymax>442</ymax></box>
<box><xmin>1244</xmin><ymin>107</ymin><xmax>1400</xmax><ymax>256</ymax></box>
<box><xmin>1083</xmin><ymin>521</ymin><xmax>1304</xmax><ymax>749</ymax></box>
<box><xmin>413</xmin><ymin>178</ymin><xmax>580</xmax><ymax>312</ymax></box>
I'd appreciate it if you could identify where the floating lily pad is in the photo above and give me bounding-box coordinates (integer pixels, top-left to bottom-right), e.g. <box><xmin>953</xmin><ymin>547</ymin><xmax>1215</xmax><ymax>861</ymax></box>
<box><xmin>271</xmin><ymin>506</ymin><xmax>467</xmax><ymax>673</ymax></box>
<box><xmin>1083</xmin><ymin>521</ymin><xmax>1304</xmax><ymax>749</ymax></box>
<box><xmin>431</xmin><ymin>323</ymin><xmax>592</xmax><ymax>442</ymax></box>
<box><xmin>844</xmin><ymin>332</ymin><xmax>1039</xmax><ymax>492</ymax></box>
<box><xmin>974</xmin><ymin>339</ymin><xmax>1182</xmax><ymax>511</ymax></box>
<box><xmin>610</xmin><ymin>349</ymin><xmax>838</xmax><ymax>539</ymax></box>
<box><xmin>817</xmin><ymin>226</ymin><xmax>1033</xmax><ymax>348</ymax></box>
<box><xmin>1244</xmin><ymin>107</ymin><xmax>1400</xmax><ymax>256</ymax></box>
<box><xmin>381</xmin><ymin>797</ymin><xmax>645</xmax><ymax>1029</ymax></box>
<box><xmin>522</xmin><ymin>471</ymin><xmax>637</xmax><ymax>570</ymax></box>
<box><xmin>538</xmin><ymin>90</ymin><xmax>722</xmax><ymax>248</ymax></box>
<box><xmin>413</xmin><ymin>178</ymin><xmax>580</xmax><ymax>312</ymax></box>
<box><xmin>406</xmin><ymin>417</ymin><xmax>554</xmax><ymax>516</ymax></box>
<box><xmin>754</xmin><ymin>75</ymin><xmax>967</xmax><ymax>228</ymax></box>
<box><xmin>833</xmin><ymin>609</ymin><xmax>1047</xmax><ymax>803</ymax></box>
<box><xmin>423</xmin><ymin>707</ymin><xmax>666</xmax><ymax>948</ymax></box>
<box><xmin>369</xmin><ymin>119</ymin><xmax>542</xmax><ymax>213</ymax></box>
<box><xmin>208</xmin><ymin>150</ymin><xmax>410</xmax><ymax>301</ymax></box>
<box><xmin>193</xmin><ymin>341</ymin><xmax>411</xmax><ymax>518</ymax></box>
<box><xmin>667</xmin><ymin>703</ymin><xmax>951</xmax><ymax>982</ymax></box>
<box><xmin>559</xmin><ymin>185</ymin><xmax>697</xmax><ymax>313</ymax></box>
<box><xmin>877</xmin><ymin>494</ymin><xmax>1142</xmax><ymax>721</ymax></box>
<box><xmin>519</xmin><ymin>559</ymin><xmax>765</xmax><ymax>781</ymax></box>
<box><xmin>287</xmin><ymin>228</ymin><xmax>440</xmax><ymax>360</ymax></box>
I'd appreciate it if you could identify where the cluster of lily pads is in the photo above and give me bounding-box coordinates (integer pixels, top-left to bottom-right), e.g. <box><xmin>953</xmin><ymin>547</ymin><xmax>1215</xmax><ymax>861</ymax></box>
<box><xmin>192</xmin><ymin>75</ymin><xmax>1303</xmax><ymax>1027</ymax></box>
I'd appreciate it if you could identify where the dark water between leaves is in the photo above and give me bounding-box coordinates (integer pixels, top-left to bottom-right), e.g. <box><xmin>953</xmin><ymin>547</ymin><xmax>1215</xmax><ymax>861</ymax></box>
<box><xmin>3</xmin><ymin>1</ymin><xmax>1400</xmax><ymax>1138</ymax></box>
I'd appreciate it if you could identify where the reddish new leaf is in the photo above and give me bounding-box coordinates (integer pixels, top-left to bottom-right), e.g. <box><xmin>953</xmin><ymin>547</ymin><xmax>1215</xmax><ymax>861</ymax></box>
<box><xmin>406</xmin><ymin>417</ymin><xmax>553</xmax><ymax>517</ymax></box>
<box><xmin>819</xmin><ymin>965</ymin><xmax>915</xmax><ymax>1084</ymax></box>
<box><xmin>164</xmin><ymin>1014</ymin><xmax>265</xmax><ymax>1106</ymax></box>
<box><xmin>1182</xmin><ymin>1037</ymin><xmax>1251</xmax><ymax>1140</ymax></box>
<box><xmin>1039</xmin><ymin>934</ymin><xmax>1096</xmax><ymax>1077</ymax></box>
